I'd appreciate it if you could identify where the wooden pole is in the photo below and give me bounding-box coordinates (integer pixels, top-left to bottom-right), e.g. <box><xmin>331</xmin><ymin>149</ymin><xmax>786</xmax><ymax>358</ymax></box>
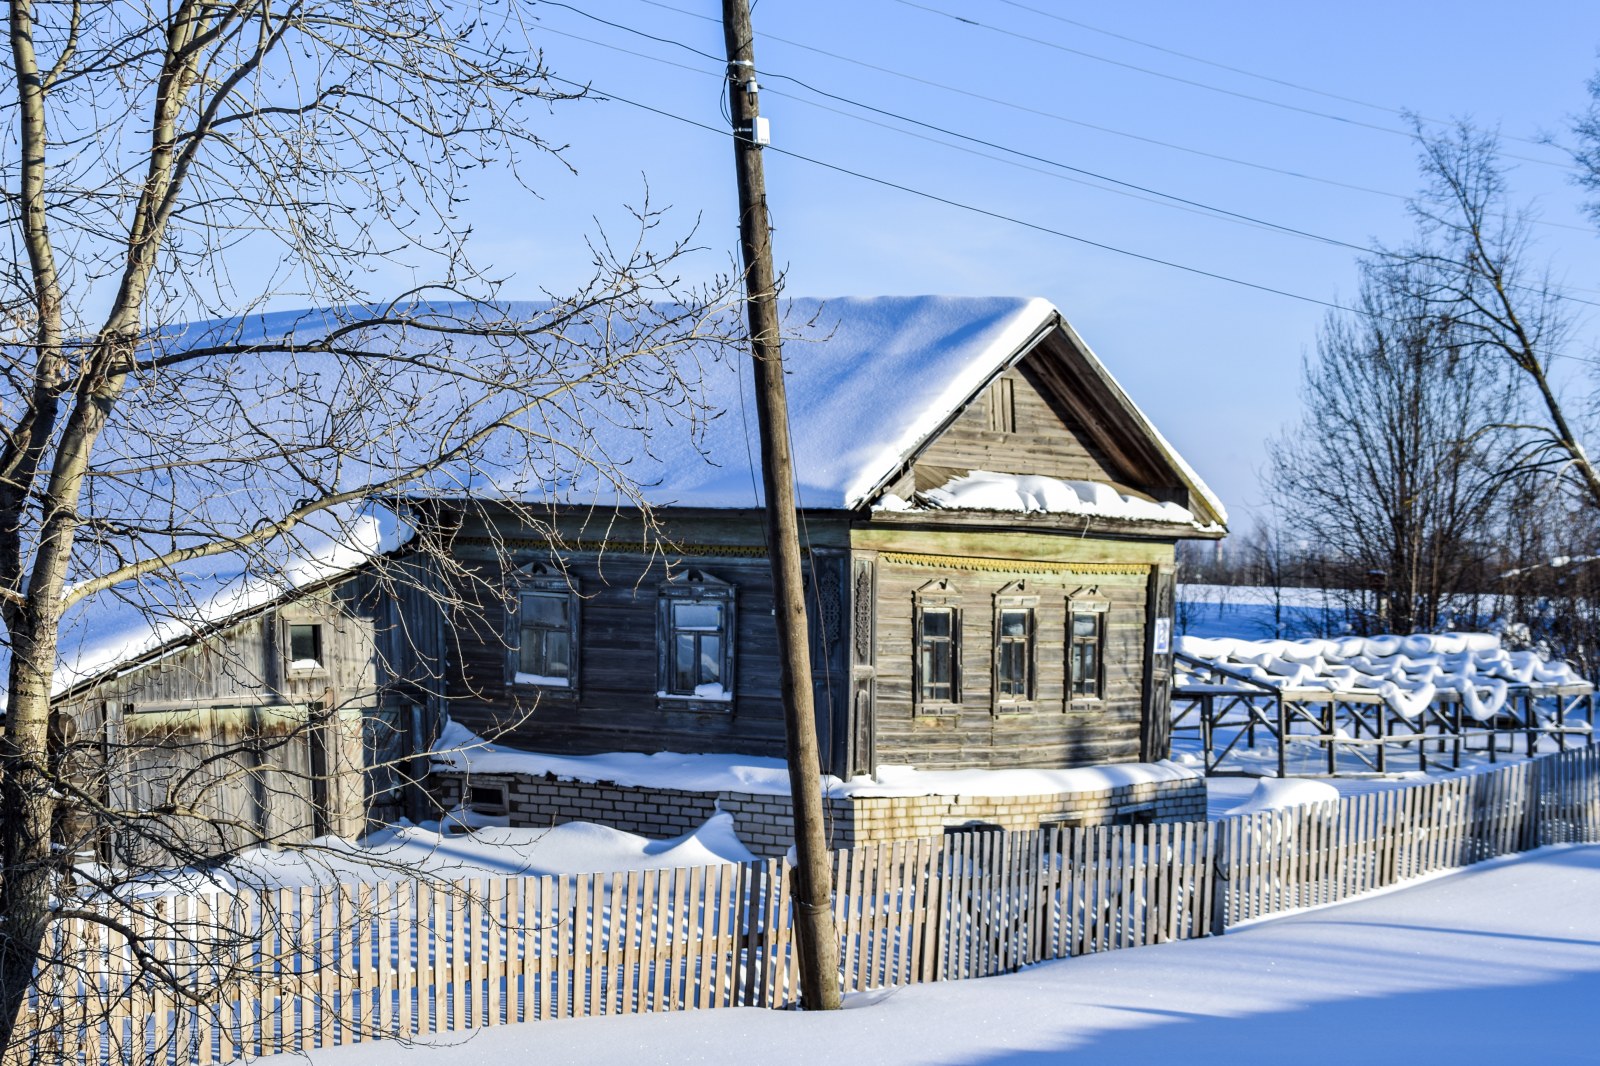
<box><xmin>720</xmin><ymin>0</ymin><xmax>841</xmax><ymax>1012</ymax></box>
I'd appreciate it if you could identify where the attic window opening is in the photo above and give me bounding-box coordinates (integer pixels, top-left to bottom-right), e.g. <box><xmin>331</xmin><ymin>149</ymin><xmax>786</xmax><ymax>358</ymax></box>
<box><xmin>987</xmin><ymin>376</ymin><xmax>1016</xmax><ymax>434</ymax></box>
<box><xmin>288</xmin><ymin>624</ymin><xmax>323</xmax><ymax>671</ymax></box>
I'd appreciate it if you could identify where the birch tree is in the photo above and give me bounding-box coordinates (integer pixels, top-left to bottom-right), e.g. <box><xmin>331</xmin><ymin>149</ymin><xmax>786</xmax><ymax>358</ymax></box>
<box><xmin>0</xmin><ymin>2</ymin><xmax>733</xmax><ymax>1058</ymax></box>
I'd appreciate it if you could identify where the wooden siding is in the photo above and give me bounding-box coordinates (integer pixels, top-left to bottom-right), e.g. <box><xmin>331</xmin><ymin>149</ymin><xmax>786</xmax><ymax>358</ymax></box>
<box><xmin>913</xmin><ymin>363</ymin><xmax>1131</xmax><ymax>492</ymax></box>
<box><xmin>55</xmin><ymin>574</ymin><xmax>392</xmax><ymax>850</ymax></box>
<box><xmin>867</xmin><ymin>552</ymin><xmax>1153</xmax><ymax>770</ymax></box>
<box><xmin>438</xmin><ymin>543</ymin><xmax>853</xmax><ymax>774</ymax></box>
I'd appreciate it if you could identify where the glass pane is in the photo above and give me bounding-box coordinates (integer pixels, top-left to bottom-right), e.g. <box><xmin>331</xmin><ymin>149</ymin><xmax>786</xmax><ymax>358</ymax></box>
<box><xmin>999</xmin><ymin>641</ymin><xmax>1025</xmax><ymax>694</ymax></box>
<box><xmin>699</xmin><ymin>635</ymin><xmax>722</xmax><ymax>684</ymax></box>
<box><xmin>1073</xmin><ymin>643</ymin><xmax>1099</xmax><ymax>696</ymax></box>
<box><xmin>673</xmin><ymin>634</ymin><xmax>696</xmax><ymax>692</ymax></box>
<box><xmin>522</xmin><ymin>591</ymin><xmax>568</xmax><ymax>627</ymax></box>
<box><xmin>289</xmin><ymin>624</ymin><xmax>319</xmax><ymax>663</ymax></box>
<box><xmin>673</xmin><ymin>601</ymin><xmax>723</xmax><ymax>631</ymax></box>
<box><xmin>545</xmin><ymin>631</ymin><xmax>570</xmax><ymax>678</ymax></box>
<box><xmin>931</xmin><ymin>640</ymin><xmax>951</xmax><ymax>684</ymax></box>
<box><xmin>1000</xmin><ymin>610</ymin><xmax>1028</xmax><ymax>638</ymax></box>
<box><xmin>922</xmin><ymin>608</ymin><xmax>951</xmax><ymax>638</ymax></box>
<box><xmin>1072</xmin><ymin>613</ymin><xmax>1099</xmax><ymax>638</ymax></box>
<box><xmin>519</xmin><ymin>632</ymin><xmax>542</xmax><ymax>674</ymax></box>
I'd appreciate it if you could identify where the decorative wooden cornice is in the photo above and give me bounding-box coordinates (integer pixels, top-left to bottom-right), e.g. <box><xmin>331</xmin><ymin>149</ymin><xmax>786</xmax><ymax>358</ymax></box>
<box><xmin>459</xmin><ymin>537</ymin><xmax>779</xmax><ymax>559</ymax></box>
<box><xmin>879</xmin><ymin>551</ymin><xmax>1149</xmax><ymax>576</ymax></box>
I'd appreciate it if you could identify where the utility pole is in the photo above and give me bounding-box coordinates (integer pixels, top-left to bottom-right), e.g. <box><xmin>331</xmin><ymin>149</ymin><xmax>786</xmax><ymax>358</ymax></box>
<box><xmin>721</xmin><ymin>0</ymin><xmax>841</xmax><ymax>1011</ymax></box>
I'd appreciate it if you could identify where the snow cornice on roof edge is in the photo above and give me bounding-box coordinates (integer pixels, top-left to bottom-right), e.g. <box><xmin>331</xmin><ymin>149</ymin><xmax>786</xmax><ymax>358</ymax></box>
<box><xmin>841</xmin><ymin>298</ymin><xmax>1060</xmax><ymax>510</ymax></box>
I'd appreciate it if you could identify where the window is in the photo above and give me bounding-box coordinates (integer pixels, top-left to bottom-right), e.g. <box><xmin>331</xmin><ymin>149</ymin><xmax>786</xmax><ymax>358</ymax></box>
<box><xmin>518</xmin><ymin>589</ymin><xmax>573</xmax><ymax>685</ymax></box>
<box><xmin>287</xmin><ymin>623</ymin><xmax>323</xmax><ymax>671</ymax></box>
<box><xmin>987</xmin><ymin>376</ymin><xmax>1016</xmax><ymax>433</ymax></box>
<box><xmin>658</xmin><ymin>570</ymin><xmax>735</xmax><ymax>704</ymax></box>
<box><xmin>992</xmin><ymin>581</ymin><xmax>1037</xmax><ymax>709</ymax></box>
<box><xmin>467</xmin><ymin>783</ymin><xmax>509</xmax><ymax>816</ymax></box>
<box><xmin>919</xmin><ymin>608</ymin><xmax>957</xmax><ymax>702</ymax></box>
<box><xmin>913</xmin><ymin>578</ymin><xmax>961</xmax><ymax>713</ymax></box>
<box><xmin>510</xmin><ymin>563</ymin><xmax>579</xmax><ymax>690</ymax></box>
<box><xmin>1069</xmin><ymin>593</ymin><xmax>1109</xmax><ymax>701</ymax></box>
<box><xmin>995</xmin><ymin>608</ymin><xmax>1033</xmax><ymax>699</ymax></box>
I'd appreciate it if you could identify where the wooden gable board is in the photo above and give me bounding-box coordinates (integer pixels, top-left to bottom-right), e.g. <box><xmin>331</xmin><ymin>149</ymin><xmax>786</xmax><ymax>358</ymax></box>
<box><xmin>891</xmin><ymin>323</ymin><xmax>1224</xmax><ymax>528</ymax></box>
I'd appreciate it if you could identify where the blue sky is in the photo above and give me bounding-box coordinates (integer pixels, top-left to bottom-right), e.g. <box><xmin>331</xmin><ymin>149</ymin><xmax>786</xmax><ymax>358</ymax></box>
<box><xmin>447</xmin><ymin>0</ymin><xmax>1600</xmax><ymax>527</ymax></box>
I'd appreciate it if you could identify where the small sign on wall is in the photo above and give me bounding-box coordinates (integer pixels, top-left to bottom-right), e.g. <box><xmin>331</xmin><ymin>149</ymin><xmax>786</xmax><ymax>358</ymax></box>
<box><xmin>1152</xmin><ymin>617</ymin><xmax>1172</xmax><ymax>655</ymax></box>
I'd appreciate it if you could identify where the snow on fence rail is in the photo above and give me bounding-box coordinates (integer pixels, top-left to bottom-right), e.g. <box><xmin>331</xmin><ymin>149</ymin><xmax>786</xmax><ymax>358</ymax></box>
<box><xmin>23</xmin><ymin>746</ymin><xmax>1600</xmax><ymax>1064</ymax></box>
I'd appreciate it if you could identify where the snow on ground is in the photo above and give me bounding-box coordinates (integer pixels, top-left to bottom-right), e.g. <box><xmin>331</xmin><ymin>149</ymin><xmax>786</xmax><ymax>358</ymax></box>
<box><xmin>111</xmin><ymin>813</ymin><xmax>756</xmax><ymax>897</ymax></box>
<box><xmin>432</xmin><ymin>719</ymin><xmax>1199</xmax><ymax>798</ymax></box>
<box><xmin>272</xmin><ymin>844</ymin><xmax>1600</xmax><ymax>1066</ymax></box>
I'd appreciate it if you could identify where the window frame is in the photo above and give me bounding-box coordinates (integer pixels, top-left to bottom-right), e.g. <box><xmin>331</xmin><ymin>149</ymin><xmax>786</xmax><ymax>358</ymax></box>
<box><xmin>507</xmin><ymin>563</ymin><xmax>580</xmax><ymax>696</ymax></box>
<box><xmin>913</xmin><ymin>578</ymin><xmax>962</xmax><ymax>715</ymax></box>
<box><xmin>279</xmin><ymin>610</ymin><xmax>329</xmax><ymax>679</ymax></box>
<box><xmin>657</xmin><ymin>569</ymin><xmax>736</xmax><ymax>710</ymax></box>
<box><xmin>1067</xmin><ymin>592</ymin><xmax>1110</xmax><ymax>705</ymax></box>
<box><xmin>991</xmin><ymin>580</ymin><xmax>1038</xmax><ymax>713</ymax></box>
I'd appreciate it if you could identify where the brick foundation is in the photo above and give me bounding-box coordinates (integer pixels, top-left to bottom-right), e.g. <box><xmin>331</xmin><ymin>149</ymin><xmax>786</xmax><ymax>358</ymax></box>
<box><xmin>430</xmin><ymin>768</ymin><xmax>1207</xmax><ymax>858</ymax></box>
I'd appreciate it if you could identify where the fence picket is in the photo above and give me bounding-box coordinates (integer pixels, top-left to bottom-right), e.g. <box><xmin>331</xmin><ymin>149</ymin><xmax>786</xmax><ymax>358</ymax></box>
<box><xmin>26</xmin><ymin>745</ymin><xmax>1600</xmax><ymax>1065</ymax></box>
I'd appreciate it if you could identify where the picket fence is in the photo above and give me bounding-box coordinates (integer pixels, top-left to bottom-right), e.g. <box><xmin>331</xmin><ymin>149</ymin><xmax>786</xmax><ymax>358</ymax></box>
<box><xmin>25</xmin><ymin>745</ymin><xmax>1600</xmax><ymax>1065</ymax></box>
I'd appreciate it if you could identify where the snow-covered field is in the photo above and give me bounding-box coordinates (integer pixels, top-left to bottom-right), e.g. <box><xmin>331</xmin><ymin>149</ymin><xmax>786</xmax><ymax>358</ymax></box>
<box><xmin>273</xmin><ymin>843</ymin><xmax>1600</xmax><ymax>1065</ymax></box>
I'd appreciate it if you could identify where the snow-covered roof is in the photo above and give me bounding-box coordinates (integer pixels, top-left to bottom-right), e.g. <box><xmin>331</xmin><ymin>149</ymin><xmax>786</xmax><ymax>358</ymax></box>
<box><xmin>1175</xmin><ymin>633</ymin><xmax>1592</xmax><ymax>721</ymax></box>
<box><xmin>35</xmin><ymin>295</ymin><xmax>1219</xmax><ymax>696</ymax></box>
<box><xmin>41</xmin><ymin>507</ymin><xmax>410</xmax><ymax>702</ymax></box>
<box><xmin>447</xmin><ymin>295</ymin><xmax>1222</xmax><ymax>519</ymax></box>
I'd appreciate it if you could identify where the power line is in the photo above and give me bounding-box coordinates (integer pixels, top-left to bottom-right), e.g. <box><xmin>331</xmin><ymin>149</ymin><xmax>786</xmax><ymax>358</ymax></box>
<box><xmin>624</xmin><ymin>0</ymin><xmax>1594</xmax><ymax>235</ymax></box>
<box><xmin>533</xmin><ymin>16</ymin><xmax>1600</xmax><ymax>307</ymax></box>
<box><xmin>990</xmin><ymin>0</ymin><xmax>1567</xmax><ymax>153</ymax></box>
<box><xmin>891</xmin><ymin>0</ymin><xmax>1579</xmax><ymax>173</ymax></box>
<box><xmin>538</xmin><ymin>20</ymin><xmax>1363</xmax><ymax>247</ymax></box>
<box><xmin>536</xmin><ymin>22</ymin><xmax>1310</xmax><ymax>237</ymax></box>
<box><xmin>544</xmin><ymin>71</ymin><xmax>1600</xmax><ymax>369</ymax></box>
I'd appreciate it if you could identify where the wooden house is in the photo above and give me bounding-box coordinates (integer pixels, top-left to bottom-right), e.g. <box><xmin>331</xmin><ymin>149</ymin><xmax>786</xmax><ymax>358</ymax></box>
<box><xmin>417</xmin><ymin>296</ymin><xmax>1226</xmax><ymax>842</ymax></box>
<box><xmin>39</xmin><ymin>514</ymin><xmax>422</xmax><ymax>863</ymax></box>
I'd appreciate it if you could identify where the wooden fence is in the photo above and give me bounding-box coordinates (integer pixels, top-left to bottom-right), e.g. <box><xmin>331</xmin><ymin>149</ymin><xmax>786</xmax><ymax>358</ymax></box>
<box><xmin>24</xmin><ymin>745</ymin><xmax>1600</xmax><ymax>1064</ymax></box>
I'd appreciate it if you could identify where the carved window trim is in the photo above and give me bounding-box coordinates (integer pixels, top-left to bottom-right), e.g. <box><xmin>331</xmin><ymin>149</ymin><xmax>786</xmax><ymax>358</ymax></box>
<box><xmin>657</xmin><ymin>569</ymin><xmax>736</xmax><ymax>711</ymax></box>
<box><xmin>507</xmin><ymin>562</ymin><xmax>580</xmax><ymax>697</ymax></box>
<box><xmin>992</xmin><ymin>580</ymin><xmax>1039</xmax><ymax>714</ymax></box>
<box><xmin>913</xmin><ymin>578</ymin><xmax>962</xmax><ymax>715</ymax></box>
<box><xmin>1067</xmin><ymin>590</ymin><xmax>1111</xmax><ymax>705</ymax></box>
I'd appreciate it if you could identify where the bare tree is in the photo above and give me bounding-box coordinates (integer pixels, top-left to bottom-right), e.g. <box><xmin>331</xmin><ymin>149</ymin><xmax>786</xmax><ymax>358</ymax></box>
<box><xmin>1271</xmin><ymin>262</ymin><xmax>1515</xmax><ymax>635</ymax></box>
<box><xmin>1397</xmin><ymin>123</ymin><xmax>1596</xmax><ymax>509</ymax></box>
<box><xmin>0</xmin><ymin>1</ymin><xmax>737</xmax><ymax>1059</ymax></box>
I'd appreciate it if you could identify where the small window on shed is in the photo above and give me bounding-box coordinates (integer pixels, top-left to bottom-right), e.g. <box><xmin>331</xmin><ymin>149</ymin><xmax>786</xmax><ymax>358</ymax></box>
<box><xmin>288</xmin><ymin>623</ymin><xmax>323</xmax><ymax>671</ymax></box>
